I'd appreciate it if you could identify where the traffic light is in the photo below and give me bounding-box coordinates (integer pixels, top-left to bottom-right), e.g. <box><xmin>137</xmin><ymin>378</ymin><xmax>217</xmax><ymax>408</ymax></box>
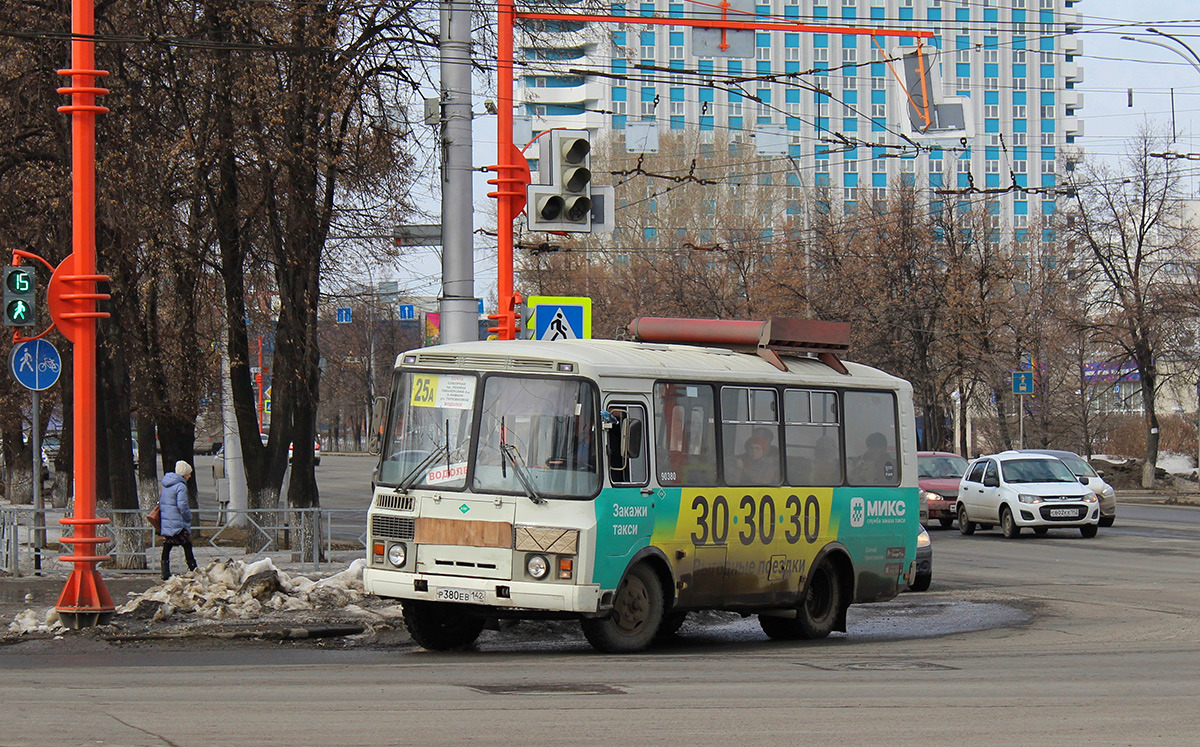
<box><xmin>3</xmin><ymin>266</ymin><xmax>35</xmax><ymax>327</ymax></box>
<box><xmin>527</xmin><ymin>129</ymin><xmax>593</xmax><ymax>233</ymax></box>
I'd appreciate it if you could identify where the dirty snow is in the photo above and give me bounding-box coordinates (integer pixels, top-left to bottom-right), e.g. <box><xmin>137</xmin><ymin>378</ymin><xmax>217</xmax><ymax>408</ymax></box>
<box><xmin>1156</xmin><ymin>452</ymin><xmax>1195</xmax><ymax>476</ymax></box>
<box><xmin>114</xmin><ymin>557</ymin><xmax>383</xmax><ymax>623</ymax></box>
<box><xmin>7</xmin><ymin>607</ymin><xmax>65</xmax><ymax>636</ymax></box>
<box><xmin>6</xmin><ymin>558</ymin><xmax>404</xmax><ymax>636</ymax></box>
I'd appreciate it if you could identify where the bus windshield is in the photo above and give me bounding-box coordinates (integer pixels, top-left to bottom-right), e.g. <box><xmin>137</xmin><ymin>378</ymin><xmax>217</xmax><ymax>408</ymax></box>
<box><xmin>378</xmin><ymin>371</ymin><xmax>477</xmax><ymax>488</ymax></box>
<box><xmin>473</xmin><ymin>376</ymin><xmax>599</xmax><ymax>499</ymax></box>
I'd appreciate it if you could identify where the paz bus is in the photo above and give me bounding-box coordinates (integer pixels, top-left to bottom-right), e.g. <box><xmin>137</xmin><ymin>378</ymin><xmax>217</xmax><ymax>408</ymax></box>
<box><xmin>363</xmin><ymin>317</ymin><xmax>919</xmax><ymax>652</ymax></box>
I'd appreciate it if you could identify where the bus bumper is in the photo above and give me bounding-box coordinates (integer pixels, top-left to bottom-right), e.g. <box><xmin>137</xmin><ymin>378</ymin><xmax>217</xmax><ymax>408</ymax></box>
<box><xmin>363</xmin><ymin>567</ymin><xmax>602</xmax><ymax>614</ymax></box>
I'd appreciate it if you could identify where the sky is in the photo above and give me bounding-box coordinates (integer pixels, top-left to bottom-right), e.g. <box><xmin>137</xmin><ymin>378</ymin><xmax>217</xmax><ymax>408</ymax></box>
<box><xmin>387</xmin><ymin>0</ymin><xmax>1200</xmax><ymax>309</ymax></box>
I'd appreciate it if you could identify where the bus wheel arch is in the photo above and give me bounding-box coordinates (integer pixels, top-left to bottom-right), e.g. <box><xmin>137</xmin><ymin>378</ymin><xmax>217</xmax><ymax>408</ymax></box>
<box><xmin>620</xmin><ymin>546</ymin><xmax>677</xmax><ymax>612</ymax></box>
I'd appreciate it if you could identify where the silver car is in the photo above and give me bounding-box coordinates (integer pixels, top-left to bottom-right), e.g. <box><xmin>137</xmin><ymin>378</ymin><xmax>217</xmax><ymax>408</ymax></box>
<box><xmin>1017</xmin><ymin>449</ymin><xmax>1116</xmax><ymax>527</ymax></box>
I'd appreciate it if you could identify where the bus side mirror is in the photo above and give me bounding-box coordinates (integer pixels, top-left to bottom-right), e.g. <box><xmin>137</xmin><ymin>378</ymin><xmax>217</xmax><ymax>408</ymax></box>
<box><xmin>623</xmin><ymin>418</ymin><xmax>643</xmax><ymax>459</ymax></box>
<box><xmin>368</xmin><ymin>395</ymin><xmax>387</xmax><ymax>455</ymax></box>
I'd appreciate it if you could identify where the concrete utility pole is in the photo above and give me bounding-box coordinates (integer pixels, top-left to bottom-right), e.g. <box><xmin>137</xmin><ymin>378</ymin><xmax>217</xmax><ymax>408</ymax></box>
<box><xmin>438</xmin><ymin>0</ymin><xmax>478</xmax><ymax>344</ymax></box>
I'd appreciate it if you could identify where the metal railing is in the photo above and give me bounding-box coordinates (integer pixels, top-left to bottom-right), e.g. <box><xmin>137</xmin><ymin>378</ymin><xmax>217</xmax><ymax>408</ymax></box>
<box><xmin>0</xmin><ymin>504</ymin><xmax>367</xmax><ymax>576</ymax></box>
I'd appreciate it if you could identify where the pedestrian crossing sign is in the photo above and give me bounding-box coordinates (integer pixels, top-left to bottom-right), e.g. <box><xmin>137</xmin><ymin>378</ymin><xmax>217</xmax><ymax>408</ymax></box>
<box><xmin>527</xmin><ymin>295</ymin><xmax>592</xmax><ymax>341</ymax></box>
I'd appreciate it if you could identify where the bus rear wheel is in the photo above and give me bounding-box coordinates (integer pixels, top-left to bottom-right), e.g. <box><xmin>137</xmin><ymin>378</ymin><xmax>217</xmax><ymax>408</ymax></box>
<box><xmin>582</xmin><ymin>563</ymin><xmax>664</xmax><ymax>653</ymax></box>
<box><xmin>759</xmin><ymin>558</ymin><xmax>843</xmax><ymax>640</ymax></box>
<box><xmin>402</xmin><ymin>601</ymin><xmax>485</xmax><ymax>651</ymax></box>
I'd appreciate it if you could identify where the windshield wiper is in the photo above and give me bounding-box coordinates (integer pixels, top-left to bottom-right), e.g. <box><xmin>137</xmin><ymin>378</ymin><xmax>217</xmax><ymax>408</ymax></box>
<box><xmin>500</xmin><ymin>443</ymin><xmax>545</xmax><ymax>505</ymax></box>
<box><xmin>398</xmin><ymin>444</ymin><xmax>449</xmax><ymax>492</ymax></box>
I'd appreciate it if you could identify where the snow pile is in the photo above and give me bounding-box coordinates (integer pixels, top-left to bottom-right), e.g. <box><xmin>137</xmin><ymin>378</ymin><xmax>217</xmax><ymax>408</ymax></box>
<box><xmin>7</xmin><ymin>608</ymin><xmax>65</xmax><ymax>636</ymax></box>
<box><xmin>1157</xmin><ymin>453</ymin><xmax>1195</xmax><ymax>476</ymax></box>
<box><xmin>116</xmin><ymin>557</ymin><xmax>376</xmax><ymax>623</ymax></box>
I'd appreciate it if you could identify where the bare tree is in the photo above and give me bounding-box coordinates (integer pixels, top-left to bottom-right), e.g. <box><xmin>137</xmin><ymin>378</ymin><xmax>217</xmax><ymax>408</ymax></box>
<box><xmin>1065</xmin><ymin>130</ymin><xmax>1195</xmax><ymax>487</ymax></box>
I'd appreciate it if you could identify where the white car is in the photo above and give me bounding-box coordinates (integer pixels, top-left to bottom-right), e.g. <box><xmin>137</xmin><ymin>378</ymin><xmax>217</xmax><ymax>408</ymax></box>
<box><xmin>957</xmin><ymin>452</ymin><xmax>1100</xmax><ymax>538</ymax></box>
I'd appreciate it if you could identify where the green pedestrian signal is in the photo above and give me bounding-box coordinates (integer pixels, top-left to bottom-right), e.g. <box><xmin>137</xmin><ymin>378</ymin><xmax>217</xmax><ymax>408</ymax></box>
<box><xmin>3</xmin><ymin>266</ymin><xmax>36</xmax><ymax>327</ymax></box>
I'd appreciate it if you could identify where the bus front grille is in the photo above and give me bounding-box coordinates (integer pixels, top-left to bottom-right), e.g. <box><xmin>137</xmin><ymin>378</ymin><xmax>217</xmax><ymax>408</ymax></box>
<box><xmin>372</xmin><ymin>515</ymin><xmax>415</xmax><ymax>540</ymax></box>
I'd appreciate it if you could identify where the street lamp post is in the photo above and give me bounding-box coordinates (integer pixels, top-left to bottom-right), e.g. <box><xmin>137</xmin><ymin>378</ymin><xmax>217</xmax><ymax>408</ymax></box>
<box><xmin>1122</xmin><ymin>31</ymin><xmax>1200</xmax><ymax>141</ymax></box>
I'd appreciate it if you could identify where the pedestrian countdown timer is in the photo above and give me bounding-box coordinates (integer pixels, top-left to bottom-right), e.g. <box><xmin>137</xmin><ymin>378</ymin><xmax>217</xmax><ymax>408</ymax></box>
<box><xmin>3</xmin><ymin>266</ymin><xmax>35</xmax><ymax>327</ymax></box>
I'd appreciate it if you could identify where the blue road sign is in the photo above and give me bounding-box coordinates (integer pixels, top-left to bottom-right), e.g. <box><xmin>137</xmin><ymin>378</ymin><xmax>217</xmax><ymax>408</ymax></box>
<box><xmin>336</xmin><ymin>307</ymin><xmax>352</xmax><ymax>324</ymax></box>
<box><xmin>528</xmin><ymin>295</ymin><xmax>591</xmax><ymax>341</ymax></box>
<box><xmin>1012</xmin><ymin>371</ymin><xmax>1034</xmax><ymax>395</ymax></box>
<box><xmin>399</xmin><ymin>304</ymin><xmax>415</xmax><ymax>320</ymax></box>
<box><xmin>10</xmin><ymin>339</ymin><xmax>62</xmax><ymax>391</ymax></box>
<box><xmin>535</xmin><ymin>304</ymin><xmax>585</xmax><ymax>341</ymax></box>
<box><xmin>477</xmin><ymin>299</ymin><xmax>485</xmax><ymax>315</ymax></box>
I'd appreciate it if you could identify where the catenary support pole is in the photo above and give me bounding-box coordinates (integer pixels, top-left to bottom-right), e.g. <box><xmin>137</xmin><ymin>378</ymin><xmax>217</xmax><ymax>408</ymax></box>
<box><xmin>438</xmin><ymin>0</ymin><xmax>478</xmax><ymax>344</ymax></box>
<box><xmin>54</xmin><ymin>0</ymin><xmax>113</xmax><ymax>627</ymax></box>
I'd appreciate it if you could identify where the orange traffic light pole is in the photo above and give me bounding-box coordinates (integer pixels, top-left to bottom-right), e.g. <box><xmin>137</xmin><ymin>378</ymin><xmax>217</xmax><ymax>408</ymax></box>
<box><xmin>50</xmin><ymin>0</ymin><xmax>114</xmax><ymax>628</ymax></box>
<box><xmin>487</xmin><ymin>4</ymin><xmax>933</xmax><ymax>340</ymax></box>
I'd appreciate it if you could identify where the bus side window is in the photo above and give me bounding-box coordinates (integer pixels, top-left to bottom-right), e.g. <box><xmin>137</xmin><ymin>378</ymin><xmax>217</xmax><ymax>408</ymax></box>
<box><xmin>844</xmin><ymin>390</ymin><xmax>899</xmax><ymax>486</ymax></box>
<box><xmin>783</xmin><ymin>389</ymin><xmax>841</xmax><ymax>486</ymax></box>
<box><xmin>654</xmin><ymin>383</ymin><xmax>716</xmax><ymax>486</ymax></box>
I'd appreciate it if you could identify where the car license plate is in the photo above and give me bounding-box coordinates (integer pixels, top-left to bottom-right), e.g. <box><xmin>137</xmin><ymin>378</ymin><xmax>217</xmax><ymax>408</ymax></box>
<box><xmin>1050</xmin><ymin>508</ymin><xmax>1078</xmax><ymax>518</ymax></box>
<box><xmin>436</xmin><ymin>587</ymin><xmax>485</xmax><ymax>603</ymax></box>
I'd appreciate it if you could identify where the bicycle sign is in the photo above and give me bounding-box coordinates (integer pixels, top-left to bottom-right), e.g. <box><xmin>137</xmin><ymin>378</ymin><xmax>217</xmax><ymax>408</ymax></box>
<box><xmin>10</xmin><ymin>339</ymin><xmax>62</xmax><ymax>391</ymax></box>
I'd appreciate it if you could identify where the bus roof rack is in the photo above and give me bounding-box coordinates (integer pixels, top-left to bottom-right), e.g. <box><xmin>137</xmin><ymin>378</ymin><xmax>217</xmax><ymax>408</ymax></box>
<box><xmin>626</xmin><ymin>317</ymin><xmax>851</xmax><ymax>374</ymax></box>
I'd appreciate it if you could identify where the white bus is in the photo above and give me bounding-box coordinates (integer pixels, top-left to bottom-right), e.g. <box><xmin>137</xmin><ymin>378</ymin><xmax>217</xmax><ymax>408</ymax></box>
<box><xmin>363</xmin><ymin>318</ymin><xmax>920</xmax><ymax>652</ymax></box>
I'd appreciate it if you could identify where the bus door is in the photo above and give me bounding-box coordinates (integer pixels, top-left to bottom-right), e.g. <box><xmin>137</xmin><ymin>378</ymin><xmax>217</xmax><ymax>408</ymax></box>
<box><xmin>593</xmin><ymin>400</ymin><xmax>655</xmax><ymax>590</ymax></box>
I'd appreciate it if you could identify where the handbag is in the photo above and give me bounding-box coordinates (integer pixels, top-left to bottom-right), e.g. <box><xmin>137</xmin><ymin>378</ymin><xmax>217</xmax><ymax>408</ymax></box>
<box><xmin>146</xmin><ymin>505</ymin><xmax>161</xmax><ymax>533</ymax></box>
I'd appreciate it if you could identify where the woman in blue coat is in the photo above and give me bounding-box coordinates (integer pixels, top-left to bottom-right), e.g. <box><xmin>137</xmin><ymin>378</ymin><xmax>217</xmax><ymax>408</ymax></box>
<box><xmin>159</xmin><ymin>460</ymin><xmax>198</xmax><ymax>580</ymax></box>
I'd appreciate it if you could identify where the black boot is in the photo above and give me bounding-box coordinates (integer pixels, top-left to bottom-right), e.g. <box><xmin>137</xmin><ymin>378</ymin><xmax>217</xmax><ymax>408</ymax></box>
<box><xmin>161</xmin><ymin>545</ymin><xmax>171</xmax><ymax>581</ymax></box>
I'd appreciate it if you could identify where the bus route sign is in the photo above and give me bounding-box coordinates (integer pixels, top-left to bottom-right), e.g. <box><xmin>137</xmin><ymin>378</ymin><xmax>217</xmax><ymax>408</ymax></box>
<box><xmin>1012</xmin><ymin>371</ymin><xmax>1034</xmax><ymax>395</ymax></box>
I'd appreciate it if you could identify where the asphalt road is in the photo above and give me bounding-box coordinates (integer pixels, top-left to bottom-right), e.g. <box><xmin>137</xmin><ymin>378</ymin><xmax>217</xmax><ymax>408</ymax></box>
<box><xmin>2</xmin><ymin>501</ymin><xmax>1197</xmax><ymax>744</ymax></box>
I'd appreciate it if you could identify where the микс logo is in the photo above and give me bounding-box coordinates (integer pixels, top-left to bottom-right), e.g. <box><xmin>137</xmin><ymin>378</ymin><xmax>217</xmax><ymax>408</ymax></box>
<box><xmin>850</xmin><ymin>496</ymin><xmax>906</xmax><ymax>528</ymax></box>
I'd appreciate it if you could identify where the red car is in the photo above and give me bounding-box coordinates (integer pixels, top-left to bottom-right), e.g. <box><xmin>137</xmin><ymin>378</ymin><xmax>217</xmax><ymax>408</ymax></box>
<box><xmin>918</xmin><ymin>451</ymin><xmax>969</xmax><ymax>528</ymax></box>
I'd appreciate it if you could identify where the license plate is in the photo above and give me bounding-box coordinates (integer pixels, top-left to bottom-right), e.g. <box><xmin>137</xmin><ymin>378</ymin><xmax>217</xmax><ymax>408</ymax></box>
<box><xmin>436</xmin><ymin>587</ymin><xmax>485</xmax><ymax>603</ymax></box>
<box><xmin>1049</xmin><ymin>508</ymin><xmax>1078</xmax><ymax>518</ymax></box>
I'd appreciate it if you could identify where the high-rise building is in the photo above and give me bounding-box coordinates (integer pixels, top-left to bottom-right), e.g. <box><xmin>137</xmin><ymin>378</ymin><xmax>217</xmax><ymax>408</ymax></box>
<box><xmin>515</xmin><ymin>0</ymin><xmax>1083</xmax><ymax>230</ymax></box>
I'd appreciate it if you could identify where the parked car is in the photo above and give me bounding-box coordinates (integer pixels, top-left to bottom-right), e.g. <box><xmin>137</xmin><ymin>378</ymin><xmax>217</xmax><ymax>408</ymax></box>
<box><xmin>918</xmin><ymin>451</ymin><xmax>970</xmax><ymax>529</ymax></box>
<box><xmin>1016</xmin><ymin>449</ymin><xmax>1116</xmax><ymax>527</ymax></box>
<box><xmin>958</xmin><ymin>451</ymin><xmax>1100</xmax><ymax>538</ymax></box>
<box><xmin>193</xmin><ymin>430</ymin><xmax>221</xmax><ymax>455</ymax></box>
<box><xmin>288</xmin><ymin>439</ymin><xmax>321</xmax><ymax>467</ymax></box>
<box><xmin>908</xmin><ymin>526</ymin><xmax>932</xmax><ymax>592</ymax></box>
<box><xmin>41</xmin><ymin>432</ymin><xmax>61</xmax><ymax>460</ymax></box>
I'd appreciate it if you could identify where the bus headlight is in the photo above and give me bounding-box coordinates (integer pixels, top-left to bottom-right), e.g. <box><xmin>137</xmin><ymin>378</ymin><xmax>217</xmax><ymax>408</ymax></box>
<box><xmin>388</xmin><ymin>543</ymin><xmax>407</xmax><ymax>567</ymax></box>
<box><xmin>526</xmin><ymin>554</ymin><xmax>549</xmax><ymax>580</ymax></box>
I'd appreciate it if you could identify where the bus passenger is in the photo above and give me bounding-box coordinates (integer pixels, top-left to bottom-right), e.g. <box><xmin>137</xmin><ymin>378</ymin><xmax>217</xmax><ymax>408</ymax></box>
<box><xmin>853</xmin><ymin>432</ymin><xmax>894</xmax><ymax>484</ymax></box>
<box><xmin>737</xmin><ymin>434</ymin><xmax>779</xmax><ymax>485</ymax></box>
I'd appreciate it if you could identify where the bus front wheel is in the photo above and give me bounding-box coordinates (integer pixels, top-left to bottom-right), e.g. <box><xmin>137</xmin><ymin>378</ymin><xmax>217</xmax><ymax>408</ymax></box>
<box><xmin>582</xmin><ymin>563</ymin><xmax>664</xmax><ymax>653</ymax></box>
<box><xmin>402</xmin><ymin>601</ymin><xmax>485</xmax><ymax>651</ymax></box>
